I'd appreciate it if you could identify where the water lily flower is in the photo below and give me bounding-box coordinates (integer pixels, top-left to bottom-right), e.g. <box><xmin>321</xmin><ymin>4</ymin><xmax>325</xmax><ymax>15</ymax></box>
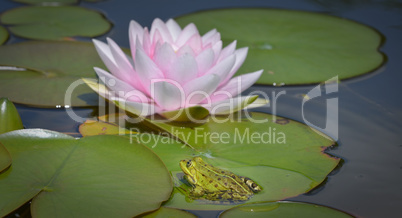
<box><xmin>85</xmin><ymin>18</ymin><xmax>267</xmax><ymax>121</ymax></box>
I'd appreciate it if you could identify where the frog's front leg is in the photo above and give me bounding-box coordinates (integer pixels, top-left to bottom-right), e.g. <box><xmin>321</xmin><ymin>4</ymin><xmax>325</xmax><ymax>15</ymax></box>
<box><xmin>190</xmin><ymin>185</ymin><xmax>205</xmax><ymax>197</ymax></box>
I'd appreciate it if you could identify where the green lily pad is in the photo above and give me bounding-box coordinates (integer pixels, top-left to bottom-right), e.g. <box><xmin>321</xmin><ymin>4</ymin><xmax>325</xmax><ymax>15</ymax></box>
<box><xmin>0</xmin><ymin>144</ymin><xmax>11</xmax><ymax>173</ymax></box>
<box><xmin>0</xmin><ymin>26</ymin><xmax>8</xmax><ymax>45</ymax></box>
<box><xmin>146</xmin><ymin>113</ymin><xmax>339</xmax><ymax>210</ymax></box>
<box><xmin>0</xmin><ymin>129</ymin><xmax>172</xmax><ymax>217</ymax></box>
<box><xmin>82</xmin><ymin>112</ymin><xmax>339</xmax><ymax>210</ymax></box>
<box><xmin>176</xmin><ymin>8</ymin><xmax>384</xmax><ymax>85</ymax></box>
<box><xmin>0</xmin><ymin>41</ymin><xmax>107</xmax><ymax>107</ymax></box>
<box><xmin>13</xmin><ymin>0</ymin><xmax>78</xmax><ymax>5</ymax></box>
<box><xmin>220</xmin><ymin>201</ymin><xmax>353</xmax><ymax>218</ymax></box>
<box><xmin>141</xmin><ymin>207</ymin><xmax>196</xmax><ymax>218</ymax></box>
<box><xmin>0</xmin><ymin>6</ymin><xmax>111</xmax><ymax>40</ymax></box>
<box><xmin>0</xmin><ymin>98</ymin><xmax>24</xmax><ymax>134</ymax></box>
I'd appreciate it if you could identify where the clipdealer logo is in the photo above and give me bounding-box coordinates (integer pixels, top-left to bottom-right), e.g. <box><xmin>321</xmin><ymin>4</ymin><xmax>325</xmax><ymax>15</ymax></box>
<box><xmin>302</xmin><ymin>76</ymin><xmax>339</xmax><ymax>141</ymax></box>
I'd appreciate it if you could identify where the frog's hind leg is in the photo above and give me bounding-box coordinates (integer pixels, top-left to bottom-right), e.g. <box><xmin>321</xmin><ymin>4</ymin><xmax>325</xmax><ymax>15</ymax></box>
<box><xmin>206</xmin><ymin>190</ymin><xmax>250</xmax><ymax>202</ymax></box>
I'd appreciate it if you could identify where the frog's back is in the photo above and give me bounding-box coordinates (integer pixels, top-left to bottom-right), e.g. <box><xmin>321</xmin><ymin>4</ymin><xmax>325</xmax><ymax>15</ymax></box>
<box><xmin>196</xmin><ymin>160</ymin><xmax>253</xmax><ymax>194</ymax></box>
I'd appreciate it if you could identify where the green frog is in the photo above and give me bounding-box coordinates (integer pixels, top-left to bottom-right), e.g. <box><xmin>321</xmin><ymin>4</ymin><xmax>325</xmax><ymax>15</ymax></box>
<box><xmin>179</xmin><ymin>157</ymin><xmax>262</xmax><ymax>201</ymax></box>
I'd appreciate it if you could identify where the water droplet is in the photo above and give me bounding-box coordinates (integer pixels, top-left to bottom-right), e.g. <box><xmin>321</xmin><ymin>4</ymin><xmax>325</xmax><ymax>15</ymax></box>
<box><xmin>108</xmin><ymin>78</ymin><xmax>116</xmax><ymax>86</ymax></box>
<box><xmin>259</xmin><ymin>43</ymin><xmax>273</xmax><ymax>50</ymax></box>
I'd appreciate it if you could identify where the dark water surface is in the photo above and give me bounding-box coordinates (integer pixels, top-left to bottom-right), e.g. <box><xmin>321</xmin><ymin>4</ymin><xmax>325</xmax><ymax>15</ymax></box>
<box><xmin>1</xmin><ymin>0</ymin><xmax>402</xmax><ymax>217</ymax></box>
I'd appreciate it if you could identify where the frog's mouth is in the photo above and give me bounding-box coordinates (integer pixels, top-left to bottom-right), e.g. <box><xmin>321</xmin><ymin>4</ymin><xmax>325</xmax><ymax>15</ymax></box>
<box><xmin>179</xmin><ymin>159</ymin><xmax>197</xmax><ymax>184</ymax></box>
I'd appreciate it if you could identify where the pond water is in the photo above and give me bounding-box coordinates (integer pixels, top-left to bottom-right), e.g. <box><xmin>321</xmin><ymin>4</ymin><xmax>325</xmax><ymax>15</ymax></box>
<box><xmin>1</xmin><ymin>0</ymin><xmax>402</xmax><ymax>217</ymax></box>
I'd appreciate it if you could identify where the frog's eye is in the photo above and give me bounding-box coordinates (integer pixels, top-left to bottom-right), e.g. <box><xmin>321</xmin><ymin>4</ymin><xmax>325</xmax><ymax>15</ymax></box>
<box><xmin>186</xmin><ymin>160</ymin><xmax>193</xmax><ymax>167</ymax></box>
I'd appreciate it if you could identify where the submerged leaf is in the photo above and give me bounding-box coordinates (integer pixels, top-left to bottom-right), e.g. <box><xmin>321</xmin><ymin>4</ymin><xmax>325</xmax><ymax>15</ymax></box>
<box><xmin>176</xmin><ymin>9</ymin><xmax>384</xmax><ymax>85</ymax></box>
<box><xmin>0</xmin><ymin>6</ymin><xmax>111</xmax><ymax>40</ymax></box>
<box><xmin>0</xmin><ymin>129</ymin><xmax>172</xmax><ymax>217</ymax></box>
<box><xmin>220</xmin><ymin>201</ymin><xmax>353</xmax><ymax>217</ymax></box>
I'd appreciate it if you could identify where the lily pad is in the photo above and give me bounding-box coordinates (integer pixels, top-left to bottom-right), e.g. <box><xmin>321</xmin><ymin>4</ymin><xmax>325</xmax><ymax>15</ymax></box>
<box><xmin>0</xmin><ymin>26</ymin><xmax>8</xmax><ymax>45</ymax></box>
<box><xmin>13</xmin><ymin>0</ymin><xmax>78</xmax><ymax>5</ymax></box>
<box><xmin>220</xmin><ymin>201</ymin><xmax>353</xmax><ymax>218</ymax></box>
<box><xmin>0</xmin><ymin>129</ymin><xmax>172</xmax><ymax>217</ymax></box>
<box><xmin>0</xmin><ymin>41</ymin><xmax>107</xmax><ymax>107</ymax></box>
<box><xmin>176</xmin><ymin>8</ymin><xmax>384</xmax><ymax>85</ymax></box>
<box><xmin>81</xmin><ymin>112</ymin><xmax>339</xmax><ymax>210</ymax></box>
<box><xmin>0</xmin><ymin>6</ymin><xmax>111</xmax><ymax>40</ymax></box>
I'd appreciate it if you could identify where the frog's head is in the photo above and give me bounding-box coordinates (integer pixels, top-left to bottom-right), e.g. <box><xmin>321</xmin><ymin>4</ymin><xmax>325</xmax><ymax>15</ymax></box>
<box><xmin>180</xmin><ymin>157</ymin><xmax>201</xmax><ymax>185</ymax></box>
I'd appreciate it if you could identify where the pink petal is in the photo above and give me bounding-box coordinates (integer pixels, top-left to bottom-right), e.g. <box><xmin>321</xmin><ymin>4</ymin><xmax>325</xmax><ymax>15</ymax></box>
<box><xmin>150</xmin><ymin>18</ymin><xmax>173</xmax><ymax>44</ymax></box>
<box><xmin>176</xmin><ymin>45</ymin><xmax>195</xmax><ymax>57</ymax></box>
<box><xmin>129</xmin><ymin>20</ymin><xmax>144</xmax><ymax>44</ymax></box>
<box><xmin>166</xmin><ymin>19</ymin><xmax>181</xmax><ymax>41</ymax></box>
<box><xmin>183</xmin><ymin>74</ymin><xmax>220</xmax><ymax>105</ymax></box>
<box><xmin>221</xmin><ymin>47</ymin><xmax>249</xmax><ymax>84</ymax></box>
<box><xmin>94</xmin><ymin>67</ymin><xmax>150</xmax><ymax>103</ymax></box>
<box><xmin>196</xmin><ymin>48</ymin><xmax>215</xmax><ymax>75</ymax></box>
<box><xmin>185</xmin><ymin>34</ymin><xmax>202</xmax><ymax>55</ymax></box>
<box><xmin>201</xmin><ymin>29</ymin><xmax>217</xmax><ymax>44</ymax></box>
<box><xmin>135</xmin><ymin>48</ymin><xmax>164</xmax><ymax>95</ymax></box>
<box><xmin>205</xmin><ymin>54</ymin><xmax>236</xmax><ymax>83</ymax></box>
<box><xmin>166</xmin><ymin>53</ymin><xmax>198</xmax><ymax>84</ymax></box>
<box><xmin>212</xmin><ymin>41</ymin><xmax>222</xmax><ymax>62</ymax></box>
<box><xmin>176</xmin><ymin>23</ymin><xmax>199</xmax><ymax>47</ymax></box>
<box><xmin>202</xmin><ymin>30</ymin><xmax>221</xmax><ymax>48</ymax></box>
<box><xmin>152</xmin><ymin>81</ymin><xmax>184</xmax><ymax>111</ymax></box>
<box><xmin>217</xmin><ymin>40</ymin><xmax>237</xmax><ymax>62</ymax></box>
<box><xmin>153</xmin><ymin>42</ymin><xmax>176</xmax><ymax>73</ymax></box>
<box><xmin>152</xmin><ymin>29</ymin><xmax>163</xmax><ymax>48</ymax></box>
<box><xmin>106</xmin><ymin>38</ymin><xmax>143</xmax><ymax>90</ymax></box>
<box><xmin>93</xmin><ymin>39</ymin><xmax>125</xmax><ymax>81</ymax></box>
<box><xmin>142</xmin><ymin>28</ymin><xmax>152</xmax><ymax>57</ymax></box>
<box><xmin>129</xmin><ymin>20</ymin><xmax>144</xmax><ymax>59</ymax></box>
<box><xmin>211</xmin><ymin>70</ymin><xmax>263</xmax><ymax>102</ymax></box>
